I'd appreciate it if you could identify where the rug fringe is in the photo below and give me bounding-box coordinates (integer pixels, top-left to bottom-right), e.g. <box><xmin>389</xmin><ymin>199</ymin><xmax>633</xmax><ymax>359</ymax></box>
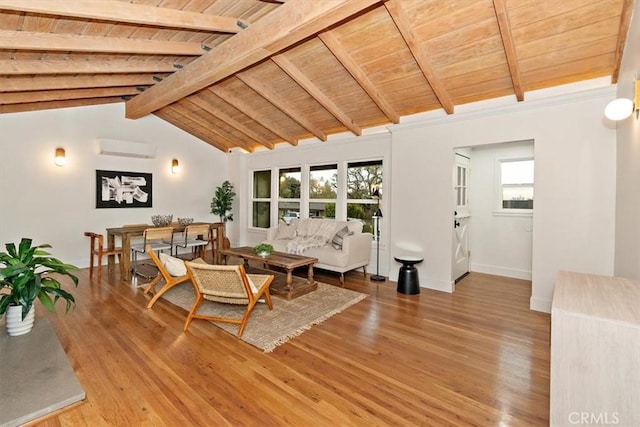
<box><xmin>263</xmin><ymin>293</ymin><xmax>367</xmax><ymax>353</ymax></box>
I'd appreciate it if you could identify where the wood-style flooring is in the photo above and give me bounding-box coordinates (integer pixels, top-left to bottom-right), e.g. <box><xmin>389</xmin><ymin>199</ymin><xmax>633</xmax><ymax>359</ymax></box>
<box><xmin>30</xmin><ymin>262</ymin><xmax>550</xmax><ymax>426</ymax></box>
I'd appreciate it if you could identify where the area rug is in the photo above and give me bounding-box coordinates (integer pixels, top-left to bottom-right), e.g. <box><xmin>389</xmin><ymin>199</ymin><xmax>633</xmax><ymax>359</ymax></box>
<box><xmin>161</xmin><ymin>281</ymin><xmax>367</xmax><ymax>352</ymax></box>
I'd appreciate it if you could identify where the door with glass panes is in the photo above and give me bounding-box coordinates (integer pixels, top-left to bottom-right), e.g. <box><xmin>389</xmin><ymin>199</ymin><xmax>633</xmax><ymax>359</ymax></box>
<box><xmin>452</xmin><ymin>154</ymin><xmax>470</xmax><ymax>282</ymax></box>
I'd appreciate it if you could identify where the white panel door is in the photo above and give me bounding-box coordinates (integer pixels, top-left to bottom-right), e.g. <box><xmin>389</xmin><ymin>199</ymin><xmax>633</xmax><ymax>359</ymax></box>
<box><xmin>452</xmin><ymin>154</ymin><xmax>471</xmax><ymax>282</ymax></box>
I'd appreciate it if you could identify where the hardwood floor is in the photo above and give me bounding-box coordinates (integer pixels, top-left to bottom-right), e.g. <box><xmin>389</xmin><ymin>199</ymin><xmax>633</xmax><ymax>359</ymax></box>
<box><xmin>30</xmin><ymin>264</ymin><xmax>550</xmax><ymax>426</ymax></box>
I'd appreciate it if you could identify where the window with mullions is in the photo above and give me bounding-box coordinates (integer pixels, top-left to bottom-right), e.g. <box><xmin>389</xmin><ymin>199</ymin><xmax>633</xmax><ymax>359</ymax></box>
<box><xmin>252</xmin><ymin>170</ymin><xmax>271</xmax><ymax>228</ymax></box>
<box><xmin>278</xmin><ymin>167</ymin><xmax>301</xmax><ymax>224</ymax></box>
<box><xmin>309</xmin><ymin>164</ymin><xmax>337</xmax><ymax>219</ymax></box>
<box><xmin>500</xmin><ymin>159</ymin><xmax>533</xmax><ymax>210</ymax></box>
<box><xmin>347</xmin><ymin>160</ymin><xmax>383</xmax><ymax>236</ymax></box>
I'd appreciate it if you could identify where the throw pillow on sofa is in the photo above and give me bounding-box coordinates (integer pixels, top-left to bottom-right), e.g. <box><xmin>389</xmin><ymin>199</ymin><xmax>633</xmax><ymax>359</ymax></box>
<box><xmin>274</xmin><ymin>221</ymin><xmax>296</xmax><ymax>240</ymax></box>
<box><xmin>331</xmin><ymin>226</ymin><xmax>353</xmax><ymax>250</ymax></box>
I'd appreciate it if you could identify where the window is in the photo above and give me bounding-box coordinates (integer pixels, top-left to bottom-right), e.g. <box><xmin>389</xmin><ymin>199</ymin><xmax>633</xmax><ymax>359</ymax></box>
<box><xmin>347</xmin><ymin>160</ymin><xmax>383</xmax><ymax>236</ymax></box>
<box><xmin>499</xmin><ymin>159</ymin><xmax>533</xmax><ymax>210</ymax></box>
<box><xmin>252</xmin><ymin>170</ymin><xmax>271</xmax><ymax>228</ymax></box>
<box><xmin>309</xmin><ymin>164</ymin><xmax>337</xmax><ymax>219</ymax></box>
<box><xmin>278</xmin><ymin>167</ymin><xmax>301</xmax><ymax>224</ymax></box>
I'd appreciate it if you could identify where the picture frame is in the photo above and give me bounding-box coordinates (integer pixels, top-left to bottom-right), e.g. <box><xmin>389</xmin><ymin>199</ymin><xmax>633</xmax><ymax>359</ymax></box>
<box><xmin>96</xmin><ymin>169</ymin><xmax>152</xmax><ymax>209</ymax></box>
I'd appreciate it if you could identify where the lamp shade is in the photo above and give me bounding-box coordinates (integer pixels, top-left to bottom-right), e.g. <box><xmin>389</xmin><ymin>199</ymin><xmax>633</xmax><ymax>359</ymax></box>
<box><xmin>372</xmin><ymin>188</ymin><xmax>380</xmax><ymax>199</ymax></box>
<box><xmin>374</xmin><ymin>208</ymin><xmax>383</xmax><ymax>218</ymax></box>
<box><xmin>604</xmin><ymin>98</ymin><xmax>634</xmax><ymax>121</ymax></box>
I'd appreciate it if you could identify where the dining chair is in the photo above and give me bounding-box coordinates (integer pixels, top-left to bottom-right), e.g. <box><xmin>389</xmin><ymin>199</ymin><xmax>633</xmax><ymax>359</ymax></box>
<box><xmin>130</xmin><ymin>226</ymin><xmax>174</xmax><ymax>280</ymax></box>
<box><xmin>84</xmin><ymin>232</ymin><xmax>124</xmax><ymax>282</ymax></box>
<box><xmin>183</xmin><ymin>261</ymin><xmax>274</xmax><ymax>338</ymax></box>
<box><xmin>171</xmin><ymin>223</ymin><xmax>211</xmax><ymax>259</ymax></box>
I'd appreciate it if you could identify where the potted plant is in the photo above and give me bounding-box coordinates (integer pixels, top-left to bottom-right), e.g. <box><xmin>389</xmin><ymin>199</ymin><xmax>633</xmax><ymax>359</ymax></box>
<box><xmin>210</xmin><ymin>180</ymin><xmax>236</xmax><ymax>249</ymax></box>
<box><xmin>253</xmin><ymin>243</ymin><xmax>274</xmax><ymax>257</ymax></box>
<box><xmin>0</xmin><ymin>238</ymin><xmax>79</xmax><ymax>336</ymax></box>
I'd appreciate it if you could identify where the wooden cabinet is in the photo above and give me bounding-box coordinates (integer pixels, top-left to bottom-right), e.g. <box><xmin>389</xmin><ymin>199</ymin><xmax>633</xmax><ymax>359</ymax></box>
<box><xmin>551</xmin><ymin>271</ymin><xmax>640</xmax><ymax>426</ymax></box>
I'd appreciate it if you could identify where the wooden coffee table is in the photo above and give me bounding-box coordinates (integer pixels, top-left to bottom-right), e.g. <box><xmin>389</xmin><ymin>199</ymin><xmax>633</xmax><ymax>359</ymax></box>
<box><xmin>219</xmin><ymin>246</ymin><xmax>318</xmax><ymax>300</ymax></box>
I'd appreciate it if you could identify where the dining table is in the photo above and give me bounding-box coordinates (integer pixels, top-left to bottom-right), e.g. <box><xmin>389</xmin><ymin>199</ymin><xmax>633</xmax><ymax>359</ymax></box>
<box><xmin>106</xmin><ymin>222</ymin><xmax>225</xmax><ymax>281</ymax></box>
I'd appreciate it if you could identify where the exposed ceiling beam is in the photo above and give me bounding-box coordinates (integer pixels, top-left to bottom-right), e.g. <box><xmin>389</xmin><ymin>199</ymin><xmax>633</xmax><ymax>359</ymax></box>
<box><xmin>0</xmin><ymin>30</ymin><xmax>207</xmax><ymax>55</ymax></box>
<box><xmin>0</xmin><ymin>86</ymin><xmax>140</xmax><ymax>104</ymax></box>
<box><xmin>0</xmin><ymin>59</ymin><xmax>181</xmax><ymax>75</ymax></box>
<box><xmin>318</xmin><ymin>30</ymin><xmax>399</xmax><ymax>124</ymax></box>
<box><xmin>186</xmin><ymin>95</ymin><xmax>275</xmax><ymax>150</ymax></box>
<box><xmin>611</xmin><ymin>0</ymin><xmax>633</xmax><ymax>84</ymax></box>
<box><xmin>209</xmin><ymin>86</ymin><xmax>298</xmax><ymax>146</ymax></box>
<box><xmin>493</xmin><ymin>0</ymin><xmax>524</xmax><ymax>102</ymax></box>
<box><xmin>0</xmin><ymin>0</ymin><xmax>247</xmax><ymax>33</ymax></box>
<box><xmin>125</xmin><ymin>0</ymin><xmax>382</xmax><ymax>119</ymax></box>
<box><xmin>0</xmin><ymin>97</ymin><xmax>121</xmax><ymax>114</ymax></box>
<box><xmin>173</xmin><ymin>102</ymin><xmax>257</xmax><ymax>153</ymax></box>
<box><xmin>272</xmin><ymin>54</ymin><xmax>362</xmax><ymax>136</ymax></box>
<box><xmin>385</xmin><ymin>0</ymin><xmax>454</xmax><ymax>114</ymax></box>
<box><xmin>156</xmin><ymin>108</ymin><xmax>230</xmax><ymax>153</ymax></box>
<box><xmin>0</xmin><ymin>74</ymin><xmax>159</xmax><ymax>92</ymax></box>
<box><xmin>237</xmin><ymin>73</ymin><xmax>327</xmax><ymax>141</ymax></box>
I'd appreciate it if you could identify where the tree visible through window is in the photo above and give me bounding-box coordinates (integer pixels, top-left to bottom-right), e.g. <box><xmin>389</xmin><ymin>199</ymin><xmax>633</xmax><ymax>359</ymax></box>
<box><xmin>347</xmin><ymin>160</ymin><xmax>383</xmax><ymax>234</ymax></box>
<box><xmin>500</xmin><ymin>159</ymin><xmax>533</xmax><ymax>210</ymax></box>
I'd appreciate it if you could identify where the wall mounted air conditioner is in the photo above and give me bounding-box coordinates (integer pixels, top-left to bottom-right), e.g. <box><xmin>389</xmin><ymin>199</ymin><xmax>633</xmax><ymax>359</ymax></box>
<box><xmin>97</xmin><ymin>138</ymin><xmax>156</xmax><ymax>159</ymax></box>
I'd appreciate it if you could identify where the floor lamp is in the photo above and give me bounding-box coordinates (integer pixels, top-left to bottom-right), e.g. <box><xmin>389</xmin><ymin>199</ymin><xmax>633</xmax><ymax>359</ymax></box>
<box><xmin>371</xmin><ymin>188</ymin><xmax>385</xmax><ymax>281</ymax></box>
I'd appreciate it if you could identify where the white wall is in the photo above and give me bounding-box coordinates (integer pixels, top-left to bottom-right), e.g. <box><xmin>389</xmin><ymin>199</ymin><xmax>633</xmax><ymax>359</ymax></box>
<box><xmin>234</xmin><ymin>132</ymin><xmax>392</xmax><ymax>275</ymax></box>
<box><xmin>469</xmin><ymin>141</ymin><xmax>534</xmax><ymax>280</ymax></box>
<box><xmin>0</xmin><ymin>103</ymin><xmax>228</xmax><ymax>268</ymax></box>
<box><xmin>390</xmin><ymin>87</ymin><xmax>617</xmax><ymax>312</ymax></box>
<box><xmin>614</xmin><ymin>6</ymin><xmax>640</xmax><ymax>280</ymax></box>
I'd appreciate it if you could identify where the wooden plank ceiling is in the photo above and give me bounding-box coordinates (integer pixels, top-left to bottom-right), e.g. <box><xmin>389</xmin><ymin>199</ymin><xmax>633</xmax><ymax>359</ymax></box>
<box><xmin>0</xmin><ymin>0</ymin><xmax>634</xmax><ymax>153</ymax></box>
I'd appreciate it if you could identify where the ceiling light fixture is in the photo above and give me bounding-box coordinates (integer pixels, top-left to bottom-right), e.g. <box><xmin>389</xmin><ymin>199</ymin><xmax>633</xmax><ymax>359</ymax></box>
<box><xmin>171</xmin><ymin>158</ymin><xmax>180</xmax><ymax>174</ymax></box>
<box><xmin>604</xmin><ymin>79</ymin><xmax>639</xmax><ymax>121</ymax></box>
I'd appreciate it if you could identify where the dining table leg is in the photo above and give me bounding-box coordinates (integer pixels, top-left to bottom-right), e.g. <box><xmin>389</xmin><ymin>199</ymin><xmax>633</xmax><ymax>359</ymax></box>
<box><xmin>122</xmin><ymin>234</ymin><xmax>131</xmax><ymax>281</ymax></box>
<box><xmin>107</xmin><ymin>232</ymin><xmax>116</xmax><ymax>274</ymax></box>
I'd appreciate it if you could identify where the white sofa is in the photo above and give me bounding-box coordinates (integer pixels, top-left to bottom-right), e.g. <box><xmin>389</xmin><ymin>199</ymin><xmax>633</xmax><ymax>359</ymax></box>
<box><xmin>264</xmin><ymin>218</ymin><xmax>373</xmax><ymax>284</ymax></box>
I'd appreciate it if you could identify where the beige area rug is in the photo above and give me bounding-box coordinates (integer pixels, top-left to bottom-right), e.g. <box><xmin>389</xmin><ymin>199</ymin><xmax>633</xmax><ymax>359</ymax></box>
<box><xmin>161</xmin><ymin>282</ymin><xmax>367</xmax><ymax>353</ymax></box>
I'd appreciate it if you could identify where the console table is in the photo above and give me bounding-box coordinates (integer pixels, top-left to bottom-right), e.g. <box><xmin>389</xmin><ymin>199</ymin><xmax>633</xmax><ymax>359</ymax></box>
<box><xmin>551</xmin><ymin>271</ymin><xmax>640</xmax><ymax>426</ymax></box>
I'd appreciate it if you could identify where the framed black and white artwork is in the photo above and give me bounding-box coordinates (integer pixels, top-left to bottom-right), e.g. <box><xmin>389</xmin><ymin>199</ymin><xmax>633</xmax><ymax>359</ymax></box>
<box><xmin>96</xmin><ymin>170</ymin><xmax>152</xmax><ymax>209</ymax></box>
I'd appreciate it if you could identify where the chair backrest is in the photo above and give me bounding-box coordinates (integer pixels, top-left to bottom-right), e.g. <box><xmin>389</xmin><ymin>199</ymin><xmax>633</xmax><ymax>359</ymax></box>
<box><xmin>185</xmin><ymin>224</ymin><xmax>211</xmax><ymax>240</ymax></box>
<box><xmin>185</xmin><ymin>261</ymin><xmax>253</xmax><ymax>305</ymax></box>
<box><xmin>143</xmin><ymin>226</ymin><xmax>174</xmax><ymax>245</ymax></box>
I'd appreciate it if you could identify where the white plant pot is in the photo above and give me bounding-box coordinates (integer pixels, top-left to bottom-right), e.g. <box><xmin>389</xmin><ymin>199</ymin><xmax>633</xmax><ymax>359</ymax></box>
<box><xmin>6</xmin><ymin>305</ymin><xmax>35</xmax><ymax>336</ymax></box>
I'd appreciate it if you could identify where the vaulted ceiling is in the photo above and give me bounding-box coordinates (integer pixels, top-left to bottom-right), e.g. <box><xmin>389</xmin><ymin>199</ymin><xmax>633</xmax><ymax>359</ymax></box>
<box><xmin>0</xmin><ymin>0</ymin><xmax>634</xmax><ymax>152</ymax></box>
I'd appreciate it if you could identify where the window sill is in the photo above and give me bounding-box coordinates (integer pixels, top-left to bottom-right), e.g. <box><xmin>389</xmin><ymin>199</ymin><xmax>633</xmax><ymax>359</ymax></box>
<box><xmin>492</xmin><ymin>210</ymin><xmax>533</xmax><ymax>218</ymax></box>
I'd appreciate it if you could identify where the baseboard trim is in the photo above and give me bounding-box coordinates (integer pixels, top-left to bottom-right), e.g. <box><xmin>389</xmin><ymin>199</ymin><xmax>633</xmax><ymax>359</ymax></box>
<box><xmin>471</xmin><ymin>263</ymin><xmax>532</xmax><ymax>280</ymax></box>
<box><xmin>530</xmin><ymin>296</ymin><xmax>551</xmax><ymax>313</ymax></box>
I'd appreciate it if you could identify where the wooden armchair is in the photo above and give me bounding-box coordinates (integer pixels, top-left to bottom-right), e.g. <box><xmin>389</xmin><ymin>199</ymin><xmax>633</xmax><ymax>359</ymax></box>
<box><xmin>143</xmin><ymin>245</ymin><xmax>190</xmax><ymax>309</ymax></box>
<box><xmin>84</xmin><ymin>231</ymin><xmax>123</xmax><ymax>282</ymax></box>
<box><xmin>184</xmin><ymin>261</ymin><xmax>274</xmax><ymax>338</ymax></box>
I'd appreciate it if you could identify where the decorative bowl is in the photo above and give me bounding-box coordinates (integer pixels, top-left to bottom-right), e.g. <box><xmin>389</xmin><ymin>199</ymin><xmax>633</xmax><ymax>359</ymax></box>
<box><xmin>151</xmin><ymin>214</ymin><xmax>173</xmax><ymax>227</ymax></box>
<box><xmin>177</xmin><ymin>217</ymin><xmax>194</xmax><ymax>226</ymax></box>
<box><xmin>254</xmin><ymin>243</ymin><xmax>273</xmax><ymax>257</ymax></box>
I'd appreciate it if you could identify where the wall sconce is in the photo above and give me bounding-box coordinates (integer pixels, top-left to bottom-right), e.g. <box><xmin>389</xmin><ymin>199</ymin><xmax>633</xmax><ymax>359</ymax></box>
<box><xmin>54</xmin><ymin>147</ymin><xmax>66</xmax><ymax>166</ymax></box>
<box><xmin>605</xmin><ymin>79</ymin><xmax>639</xmax><ymax>121</ymax></box>
<box><xmin>171</xmin><ymin>158</ymin><xmax>180</xmax><ymax>174</ymax></box>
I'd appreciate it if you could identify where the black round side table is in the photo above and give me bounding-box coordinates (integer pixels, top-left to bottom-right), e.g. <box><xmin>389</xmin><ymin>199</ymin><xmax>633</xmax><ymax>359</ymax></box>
<box><xmin>394</xmin><ymin>256</ymin><xmax>423</xmax><ymax>295</ymax></box>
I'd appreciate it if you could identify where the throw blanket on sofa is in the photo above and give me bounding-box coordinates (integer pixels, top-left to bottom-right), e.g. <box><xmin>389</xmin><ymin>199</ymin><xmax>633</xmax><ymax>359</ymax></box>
<box><xmin>286</xmin><ymin>219</ymin><xmax>336</xmax><ymax>255</ymax></box>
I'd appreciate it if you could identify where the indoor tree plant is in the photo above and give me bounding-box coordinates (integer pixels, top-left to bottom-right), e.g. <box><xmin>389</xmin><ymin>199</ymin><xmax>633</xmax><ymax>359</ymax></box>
<box><xmin>0</xmin><ymin>238</ymin><xmax>79</xmax><ymax>336</ymax></box>
<box><xmin>210</xmin><ymin>180</ymin><xmax>236</xmax><ymax>249</ymax></box>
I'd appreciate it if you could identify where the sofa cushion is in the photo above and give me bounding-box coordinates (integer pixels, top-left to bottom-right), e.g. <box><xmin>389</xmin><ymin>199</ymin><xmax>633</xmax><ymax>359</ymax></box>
<box><xmin>331</xmin><ymin>226</ymin><xmax>353</xmax><ymax>250</ymax></box>
<box><xmin>305</xmin><ymin>246</ymin><xmax>350</xmax><ymax>268</ymax></box>
<box><xmin>274</xmin><ymin>221</ymin><xmax>296</xmax><ymax>240</ymax></box>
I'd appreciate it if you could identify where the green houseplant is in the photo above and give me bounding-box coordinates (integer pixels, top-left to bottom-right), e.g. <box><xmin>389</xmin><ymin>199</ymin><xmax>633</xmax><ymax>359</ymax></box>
<box><xmin>210</xmin><ymin>180</ymin><xmax>236</xmax><ymax>223</ymax></box>
<box><xmin>210</xmin><ymin>181</ymin><xmax>236</xmax><ymax>249</ymax></box>
<box><xmin>0</xmin><ymin>238</ymin><xmax>79</xmax><ymax>335</ymax></box>
<box><xmin>253</xmin><ymin>243</ymin><xmax>273</xmax><ymax>257</ymax></box>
